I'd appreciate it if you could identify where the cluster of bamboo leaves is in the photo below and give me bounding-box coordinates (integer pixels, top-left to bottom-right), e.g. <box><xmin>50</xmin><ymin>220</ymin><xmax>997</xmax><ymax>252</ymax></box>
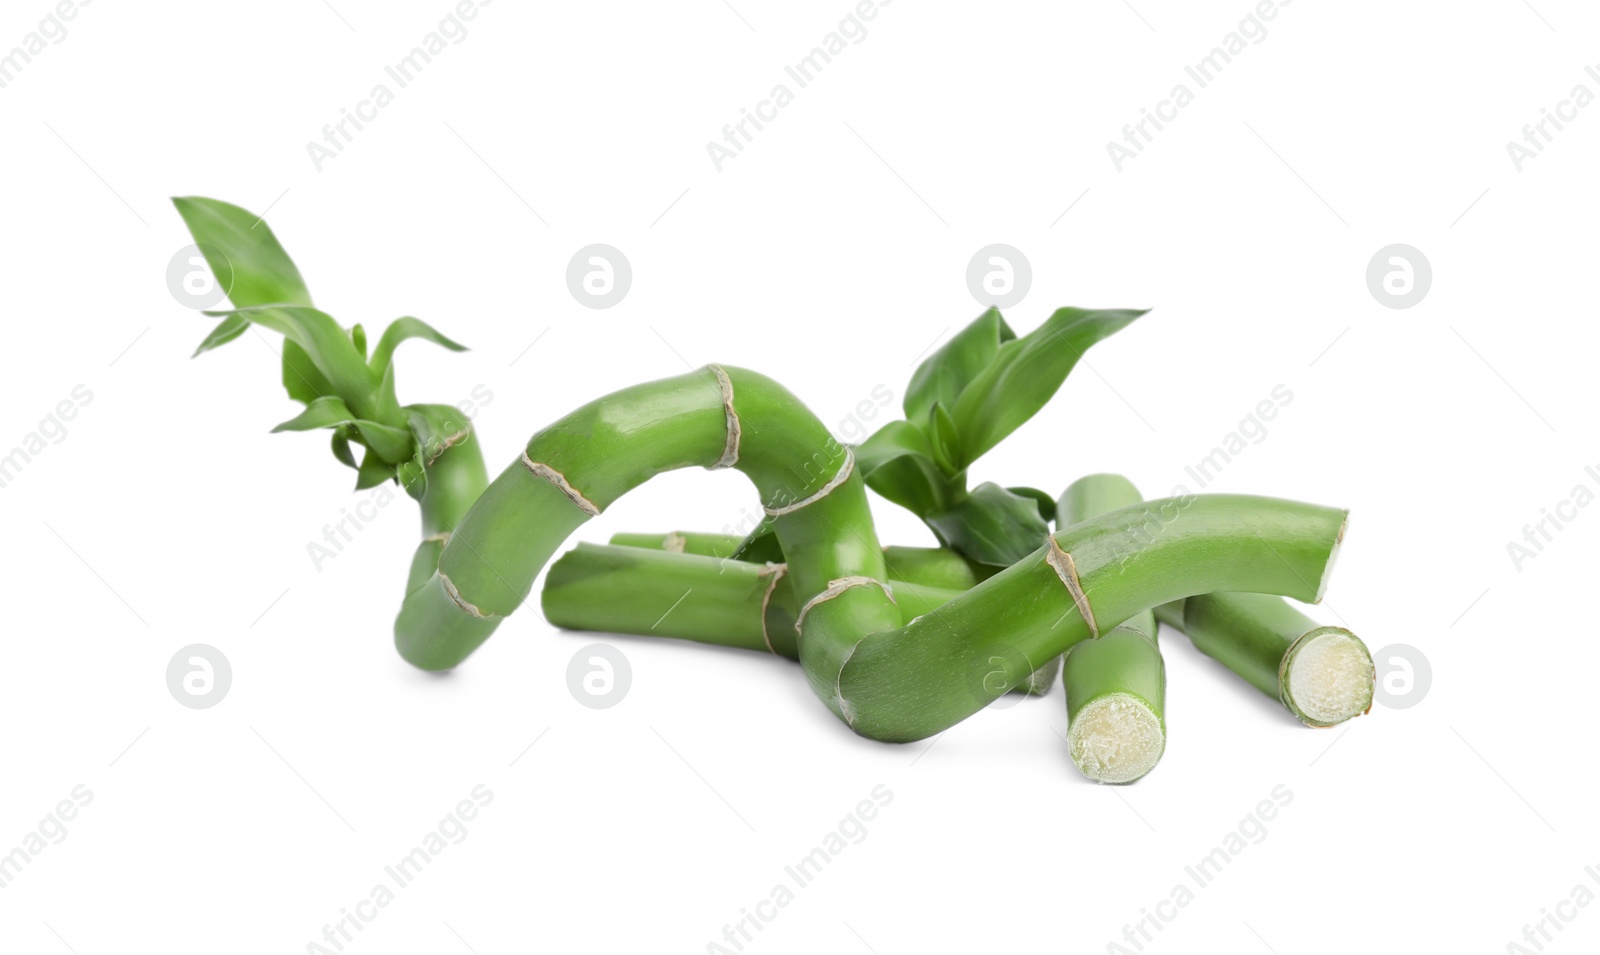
<box><xmin>174</xmin><ymin>197</ymin><xmax>471</xmax><ymax>500</ymax></box>
<box><xmin>739</xmin><ymin>305</ymin><xmax>1146</xmax><ymax>568</ymax></box>
<box><xmin>177</xmin><ymin>195</ymin><xmax>1146</xmax><ymax>571</ymax></box>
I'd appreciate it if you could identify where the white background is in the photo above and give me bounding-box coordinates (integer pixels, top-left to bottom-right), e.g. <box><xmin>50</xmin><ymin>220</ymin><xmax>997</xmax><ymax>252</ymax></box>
<box><xmin>1</xmin><ymin>0</ymin><xmax>1595</xmax><ymax>952</ymax></box>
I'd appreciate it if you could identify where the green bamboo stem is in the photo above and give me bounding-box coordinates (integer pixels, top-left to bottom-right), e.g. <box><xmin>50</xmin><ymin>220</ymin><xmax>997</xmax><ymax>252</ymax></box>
<box><xmin>395</xmin><ymin>366</ymin><xmax>1348</xmax><ymax>742</ymax></box>
<box><xmin>1154</xmin><ymin>593</ymin><xmax>1373</xmax><ymax>727</ymax></box>
<box><xmin>1056</xmin><ymin>475</ymin><xmax>1166</xmax><ymax>784</ymax></box>
<box><xmin>837</xmin><ymin>494</ymin><xmax>1346</xmax><ymax>741</ymax></box>
<box><xmin>606</xmin><ymin>533</ymin><xmax>992</xmax><ymax>590</ymax></box>
<box><xmin>609</xmin><ymin>531</ymin><xmax>745</xmax><ymax>559</ymax></box>
<box><xmin>544</xmin><ymin>543</ymin><xmax>960</xmax><ymax>657</ymax></box>
<box><xmin>595</xmin><ymin>533</ymin><xmax>1051</xmax><ymax>693</ymax></box>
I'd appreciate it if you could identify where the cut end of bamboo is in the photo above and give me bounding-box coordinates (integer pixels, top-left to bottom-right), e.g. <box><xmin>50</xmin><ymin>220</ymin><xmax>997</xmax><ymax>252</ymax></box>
<box><xmin>1281</xmin><ymin>627</ymin><xmax>1374</xmax><ymax>727</ymax></box>
<box><xmin>1313</xmin><ymin>512</ymin><xmax>1348</xmax><ymax>604</ymax></box>
<box><xmin>1067</xmin><ymin>693</ymin><xmax>1165</xmax><ymax>784</ymax></box>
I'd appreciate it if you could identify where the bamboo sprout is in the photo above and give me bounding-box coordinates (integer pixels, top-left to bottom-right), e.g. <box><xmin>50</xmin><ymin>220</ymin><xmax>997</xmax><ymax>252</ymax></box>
<box><xmin>172</xmin><ymin>197</ymin><xmax>489</xmax><ymax>596</ymax></box>
<box><xmin>1056</xmin><ymin>475</ymin><xmax>1165</xmax><ymax>784</ymax></box>
<box><xmin>1154</xmin><ymin>594</ymin><xmax>1373</xmax><ymax>727</ymax></box>
<box><xmin>395</xmin><ymin>366</ymin><xmax>1348</xmax><ymax>742</ymax></box>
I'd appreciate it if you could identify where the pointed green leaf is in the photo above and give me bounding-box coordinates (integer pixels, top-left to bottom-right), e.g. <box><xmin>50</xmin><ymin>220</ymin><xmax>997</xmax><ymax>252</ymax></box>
<box><xmin>355</xmin><ymin>448</ymin><xmax>396</xmax><ymax>490</ymax></box>
<box><xmin>855</xmin><ymin>420</ymin><xmax>934</xmax><ymax>474</ymax></box>
<box><xmin>369</xmin><ymin>317</ymin><xmax>468</xmax><ymax>382</ymax></box>
<box><xmin>205</xmin><ymin>305</ymin><xmax>381</xmax><ymax>419</ymax></box>
<box><xmin>950</xmin><ymin>307</ymin><xmax>1147</xmax><ymax>468</ymax></box>
<box><xmin>396</xmin><ymin>458</ymin><xmax>428</xmax><ymax>501</ymax></box>
<box><xmin>925</xmin><ymin>482</ymin><xmax>1052</xmax><ymax>567</ymax></box>
<box><xmin>927</xmin><ymin>403</ymin><xmax>962</xmax><ymax>476</ymax></box>
<box><xmin>172</xmin><ymin>196</ymin><xmax>312</xmax><ymax>309</ymax></box>
<box><xmin>854</xmin><ymin>421</ymin><xmax>957</xmax><ymax>518</ymax></box>
<box><xmin>903</xmin><ymin>308</ymin><xmax>1014</xmax><ymax>429</ymax></box>
<box><xmin>192</xmin><ymin>313</ymin><xmax>250</xmax><ymax>357</ymax></box>
<box><xmin>269</xmin><ymin>395</ymin><xmax>413</xmax><ymax>464</ymax></box>
<box><xmin>1007</xmin><ymin>486</ymin><xmax>1057</xmax><ymax>524</ymax></box>
<box><xmin>372</xmin><ymin>360</ymin><xmax>403</xmax><ymax>429</ymax></box>
<box><xmin>350</xmin><ymin>324</ymin><xmax>368</xmax><ymax>360</ymax></box>
<box><xmin>271</xmin><ymin>396</ymin><xmax>357</xmax><ymax>432</ymax></box>
<box><xmin>280</xmin><ymin>339</ymin><xmax>337</xmax><ymax>406</ymax></box>
<box><xmin>331</xmin><ymin>432</ymin><xmax>358</xmax><ymax>470</ymax></box>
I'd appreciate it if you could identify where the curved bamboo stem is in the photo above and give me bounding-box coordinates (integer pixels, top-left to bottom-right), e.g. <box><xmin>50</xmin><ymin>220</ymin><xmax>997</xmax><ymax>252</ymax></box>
<box><xmin>395</xmin><ymin>366</ymin><xmax>1348</xmax><ymax>742</ymax></box>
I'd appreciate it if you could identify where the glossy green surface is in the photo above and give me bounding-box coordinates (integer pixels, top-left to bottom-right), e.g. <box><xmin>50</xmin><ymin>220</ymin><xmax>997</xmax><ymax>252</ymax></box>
<box><xmin>543</xmin><ymin>543</ymin><xmax>962</xmax><ymax>660</ymax></box>
<box><xmin>837</xmin><ymin>494</ymin><xmax>1346</xmax><ymax>741</ymax></box>
<box><xmin>1057</xmin><ymin>475</ymin><xmax>1165</xmax><ymax>730</ymax></box>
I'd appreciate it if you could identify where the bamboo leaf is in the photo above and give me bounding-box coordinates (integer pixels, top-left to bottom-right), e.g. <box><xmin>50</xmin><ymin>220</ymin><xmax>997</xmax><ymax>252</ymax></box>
<box><xmin>270</xmin><ymin>396</ymin><xmax>357</xmax><ymax>432</ymax></box>
<box><xmin>950</xmin><ymin>307</ymin><xmax>1147</xmax><ymax>468</ymax></box>
<box><xmin>370</xmin><ymin>317</ymin><xmax>468</xmax><ymax>382</ymax></box>
<box><xmin>355</xmin><ymin>448</ymin><xmax>396</xmax><ymax>490</ymax></box>
<box><xmin>281</xmin><ymin>340</ymin><xmax>338</xmax><ymax>406</ymax></box>
<box><xmin>855</xmin><ymin>421</ymin><xmax>957</xmax><ymax>518</ymax></box>
<box><xmin>331</xmin><ymin>433</ymin><xmax>358</xmax><ymax>470</ymax></box>
<box><xmin>206</xmin><ymin>305</ymin><xmax>381</xmax><ymax>420</ymax></box>
<box><xmin>174</xmin><ymin>197</ymin><xmax>336</xmax><ymax>414</ymax></box>
<box><xmin>925</xmin><ymin>482</ymin><xmax>1052</xmax><ymax>567</ymax></box>
<box><xmin>854</xmin><ymin>420</ymin><xmax>933</xmax><ymax>474</ymax></box>
<box><xmin>1008</xmin><ymin>486</ymin><xmax>1057</xmax><ymax>524</ymax></box>
<box><xmin>927</xmin><ymin>403</ymin><xmax>962</xmax><ymax>476</ymax></box>
<box><xmin>396</xmin><ymin>458</ymin><xmax>427</xmax><ymax>501</ymax></box>
<box><xmin>192</xmin><ymin>313</ymin><xmax>250</xmax><ymax>357</ymax></box>
<box><xmin>903</xmin><ymin>308</ymin><xmax>1014</xmax><ymax>431</ymax></box>
<box><xmin>171</xmin><ymin>196</ymin><xmax>312</xmax><ymax>309</ymax></box>
<box><xmin>372</xmin><ymin>360</ymin><xmax>403</xmax><ymax>429</ymax></box>
<box><xmin>270</xmin><ymin>395</ymin><xmax>414</xmax><ymax>464</ymax></box>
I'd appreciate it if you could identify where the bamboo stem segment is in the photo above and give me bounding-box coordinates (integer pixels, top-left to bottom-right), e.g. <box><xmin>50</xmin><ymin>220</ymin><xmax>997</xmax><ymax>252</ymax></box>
<box><xmin>1156</xmin><ymin>593</ymin><xmax>1374</xmax><ymax>727</ymax></box>
<box><xmin>395</xmin><ymin>365</ymin><xmax>1349</xmax><ymax>742</ymax></box>
<box><xmin>1056</xmin><ymin>475</ymin><xmax>1166</xmax><ymax>783</ymax></box>
<box><xmin>543</xmin><ymin>543</ymin><xmax>962</xmax><ymax>659</ymax></box>
<box><xmin>599</xmin><ymin>532</ymin><xmax>1048</xmax><ymax>690</ymax></box>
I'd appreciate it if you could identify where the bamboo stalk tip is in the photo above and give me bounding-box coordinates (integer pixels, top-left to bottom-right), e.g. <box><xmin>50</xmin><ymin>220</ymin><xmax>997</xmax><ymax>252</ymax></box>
<box><xmin>1067</xmin><ymin>694</ymin><xmax>1164</xmax><ymax>784</ymax></box>
<box><xmin>1282</xmin><ymin>628</ymin><xmax>1375</xmax><ymax>727</ymax></box>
